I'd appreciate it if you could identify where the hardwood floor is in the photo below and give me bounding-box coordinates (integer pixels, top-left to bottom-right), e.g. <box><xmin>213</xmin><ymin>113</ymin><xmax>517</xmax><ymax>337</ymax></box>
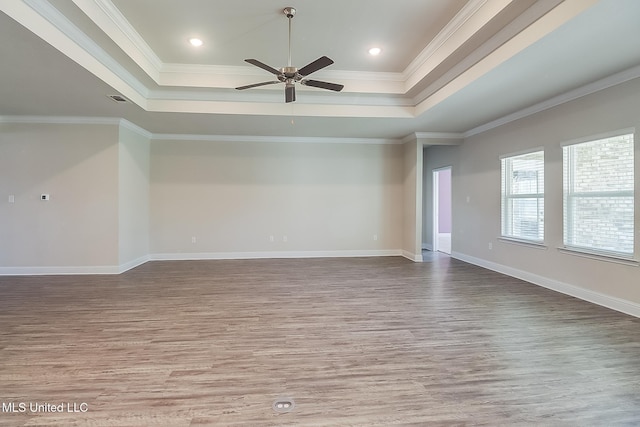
<box><xmin>1</xmin><ymin>256</ymin><xmax>639</xmax><ymax>426</ymax></box>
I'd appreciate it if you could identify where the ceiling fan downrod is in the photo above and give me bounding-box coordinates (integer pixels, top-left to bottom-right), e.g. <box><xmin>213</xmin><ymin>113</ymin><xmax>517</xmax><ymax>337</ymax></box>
<box><xmin>284</xmin><ymin>7</ymin><xmax>296</xmax><ymax>68</ymax></box>
<box><xmin>283</xmin><ymin>7</ymin><xmax>296</xmax><ymax>101</ymax></box>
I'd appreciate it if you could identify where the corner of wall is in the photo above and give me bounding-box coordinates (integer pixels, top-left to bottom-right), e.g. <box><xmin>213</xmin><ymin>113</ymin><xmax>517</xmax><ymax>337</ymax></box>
<box><xmin>117</xmin><ymin>124</ymin><xmax>151</xmax><ymax>267</ymax></box>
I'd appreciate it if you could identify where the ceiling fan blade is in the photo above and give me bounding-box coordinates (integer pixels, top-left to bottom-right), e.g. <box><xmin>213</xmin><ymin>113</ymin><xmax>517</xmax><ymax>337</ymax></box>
<box><xmin>285</xmin><ymin>84</ymin><xmax>296</xmax><ymax>103</ymax></box>
<box><xmin>298</xmin><ymin>56</ymin><xmax>334</xmax><ymax>76</ymax></box>
<box><xmin>302</xmin><ymin>79</ymin><xmax>344</xmax><ymax>92</ymax></box>
<box><xmin>245</xmin><ymin>59</ymin><xmax>281</xmax><ymax>76</ymax></box>
<box><xmin>235</xmin><ymin>81</ymin><xmax>280</xmax><ymax>90</ymax></box>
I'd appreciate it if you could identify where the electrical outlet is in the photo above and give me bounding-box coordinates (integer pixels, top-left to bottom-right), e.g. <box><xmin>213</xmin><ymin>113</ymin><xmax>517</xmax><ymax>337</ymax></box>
<box><xmin>8</xmin><ymin>195</ymin><xmax>15</xmax><ymax>203</ymax></box>
<box><xmin>283</xmin><ymin>236</ymin><xmax>288</xmax><ymax>242</ymax></box>
<box><xmin>373</xmin><ymin>234</ymin><xmax>378</xmax><ymax>241</ymax></box>
<box><xmin>488</xmin><ymin>242</ymin><xmax>493</xmax><ymax>250</ymax></box>
<box><xmin>191</xmin><ymin>236</ymin><xmax>197</xmax><ymax>243</ymax></box>
<box><xmin>41</xmin><ymin>194</ymin><xmax>50</xmax><ymax>201</ymax></box>
<box><xmin>269</xmin><ymin>235</ymin><xmax>275</xmax><ymax>242</ymax></box>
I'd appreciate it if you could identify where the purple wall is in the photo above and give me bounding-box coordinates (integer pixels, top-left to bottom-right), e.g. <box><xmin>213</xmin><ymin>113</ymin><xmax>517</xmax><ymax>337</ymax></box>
<box><xmin>437</xmin><ymin>169</ymin><xmax>452</xmax><ymax>233</ymax></box>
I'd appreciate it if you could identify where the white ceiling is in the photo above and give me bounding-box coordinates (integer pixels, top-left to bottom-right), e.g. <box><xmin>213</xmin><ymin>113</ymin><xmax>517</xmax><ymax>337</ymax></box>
<box><xmin>1</xmin><ymin>0</ymin><xmax>640</xmax><ymax>141</ymax></box>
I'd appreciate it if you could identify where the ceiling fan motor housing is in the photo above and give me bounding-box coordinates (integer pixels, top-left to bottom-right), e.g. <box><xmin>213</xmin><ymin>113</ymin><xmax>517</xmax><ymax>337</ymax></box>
<box><xmin>282</xmin><ymin>66</ymin><xmax>299</xmax><ymax>79</ymax></box>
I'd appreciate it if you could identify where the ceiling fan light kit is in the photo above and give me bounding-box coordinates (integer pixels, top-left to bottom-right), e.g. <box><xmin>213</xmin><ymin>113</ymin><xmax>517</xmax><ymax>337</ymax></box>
<box><xmin>236</xmin><ymin>7</ymin><xmax>344</xmax><ymax>103</ymax></box>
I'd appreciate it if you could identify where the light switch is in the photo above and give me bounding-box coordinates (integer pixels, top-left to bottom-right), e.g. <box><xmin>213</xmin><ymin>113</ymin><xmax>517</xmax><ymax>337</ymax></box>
<box><xmin>8</xmin><ymin>195</ymin><xmax>15</xmax><ymax>203</ymax></box>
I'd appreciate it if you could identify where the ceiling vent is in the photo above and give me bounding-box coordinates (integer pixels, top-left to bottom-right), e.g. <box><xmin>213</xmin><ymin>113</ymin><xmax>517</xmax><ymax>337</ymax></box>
<box><xmin>108</xmin><ymin>94</ymin><xmax>129</xmax><ymax>103</ymax></box>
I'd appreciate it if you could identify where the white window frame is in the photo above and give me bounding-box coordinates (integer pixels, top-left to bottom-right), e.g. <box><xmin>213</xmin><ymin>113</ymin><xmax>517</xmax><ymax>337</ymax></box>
<box><xmin>500</xmin><ymin>149</ymin><xmax>545</xmax><ymax>244</ymax></box>
<box><xmin>561</xmin><ymin>130</ymin><xmax>635</xmax><ymax>260</ymax></box>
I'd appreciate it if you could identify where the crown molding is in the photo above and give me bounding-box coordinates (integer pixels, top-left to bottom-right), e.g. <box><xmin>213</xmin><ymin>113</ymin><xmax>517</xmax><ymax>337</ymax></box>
<box><xmin>403</xmin><ymin>0</ymin><xmax>487</xmax><ymax>81</ymax></box>
<box><xmin>412</xmin><ymin>0</ymin><xmax>565</xmax><ymax>106</ymax></box>
<box><xmin>403</xmin><ymin>0</ymin><xmax>517</xmax><ymax>91</ymax></box>
<box><xmin>464</xmin><ymin>63</ymin><xmax>640</xmax><ymax>138</ymax></box>
<box><xmin>70</xmin><ymin>0</ymin><xmax>407</xmax><ymax>93</ymax></box>
<box><xmin>4</xmin><ymin>1</ymin><xmax>636</xmax><ymax>145</ymax></box>
<box><xmin>402</xmin><ymin>132</ymin><xmax>464</xmax><ymax>145</ymax></box>
<box><xmin>414</xmin><ymin>132</ymin><xmax>465</xmax><ymax>140</ymax></box>
<box><xmin>161</xmin><ymin>63</ymin><xmax>404</xmax><ymax>82</ymax></box>
<box><xmin>9</xmin><ymin>0</ymin><xmax>580</xmax><ymax>124</ymax></box>
<box><xmin>144</xmin><ymin>0</ymin><xmax>508</xmax><ymax>96</ymax></box>
<box><xmin>67</xmin><ymin>0</ymin><xmax>503</xmax><ymax>97</ymax></box>
<box><xmin>161</xmin><ymin>63</ymin><xmax>276</xmax><ymax>79</ymax></box>
<box><xmin>0</xmin><ymin>116</ymin><xmax>148</xmax><ymax>139</ymax></box>
<box><xmin>22</xmin><ymin>0</ymin><xmax>149</xmax><ymax>103</ymax></box>
<box><xmin>150</xmin><ymin>133</ymin><xmax>402</xmax><ymax>145</ymax></box>
<box><xmin>3</xmin><ymin>62</ymin><xmax>638</xmax><ymax>145</ymax></box>
<box><xmin>0</xmin><ymin>115</ymin><xmax>120</xmax><ymax>125</ymax></box>
<box><xmin>414</xmin><ymin>0</ymin><xmax>599</xmax><ymax>119</ymax></box>
<box><xmin>159</xmin><ymin>64</ymin><xmax>406</xmax><ymax>94</ymax></box>
<box><xmin>0</xmin><ymin>115</ymin><xmax>399</xmax><ymax>145</ymax></box>
<box><xmin>148</xmin><ymin>89</ymin><xmax>412</xmax><ymax>107</ymax></box>
<box><xmin>145</xmin><ymin>98</ymin><xmax>415</xmax><ymax>119</ymax></box>
<box><xmin>72</xmin><ymin>0</ymin><xmax>162</xmax><ymax>80</ymax></box>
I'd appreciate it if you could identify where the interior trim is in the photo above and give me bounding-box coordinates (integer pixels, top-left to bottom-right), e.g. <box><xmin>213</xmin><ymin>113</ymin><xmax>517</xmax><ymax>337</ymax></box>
<box><xmin>465</xmin><ymin>63</ymin><xmax>640</xmax><ymax>137</ymax></box>
<box><xmin>151</xmin><ymin>250</ymin><xmax>404</xmax><ymax>262</ymax></box>
<box><xmin>451</xmin><ymin>251</ymin><xmax>640</xmax><ymax>318</ymax></box>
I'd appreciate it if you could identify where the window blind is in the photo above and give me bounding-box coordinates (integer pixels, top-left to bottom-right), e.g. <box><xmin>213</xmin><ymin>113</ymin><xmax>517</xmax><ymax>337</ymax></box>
<box><xmin>563</xmin><ymin>133</ymin><xmax>634</xmax><ymax>257</ymax></box>
<box><xmin>501</xmin><ymin>150</ymin><xmax>544</xmax><ymax>242</ymax></box>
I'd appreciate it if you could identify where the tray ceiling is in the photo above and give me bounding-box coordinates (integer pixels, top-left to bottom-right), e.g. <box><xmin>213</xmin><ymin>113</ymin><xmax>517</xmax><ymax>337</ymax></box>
<box><xmin>1</xmin><ymin>0</ymin><xmax>640</xmax><ymax>140</ymax></box>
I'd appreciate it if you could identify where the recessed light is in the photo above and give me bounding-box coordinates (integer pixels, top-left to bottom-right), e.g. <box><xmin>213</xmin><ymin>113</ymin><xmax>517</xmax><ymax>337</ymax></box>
<box><xmin>368</xmin><ymin>47</ymin><xmax>382</xmax><ymax>56</ymax></box>
<box><xmin>189</xmin><ymin>38</ymin><xmax>203</xmax><ymax>47</ymax></box>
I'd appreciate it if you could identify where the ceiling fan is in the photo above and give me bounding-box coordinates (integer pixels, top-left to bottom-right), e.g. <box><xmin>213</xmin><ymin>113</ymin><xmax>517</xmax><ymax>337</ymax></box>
<box><xmin>235</xmin><ymin>7</ymin><xmax>344</xmax><ymax>103</ymax></box>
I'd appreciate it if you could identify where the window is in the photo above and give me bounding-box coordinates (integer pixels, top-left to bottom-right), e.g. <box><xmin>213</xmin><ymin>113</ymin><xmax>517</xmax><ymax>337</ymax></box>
<box><xmin>501</xmin><ymin>150</ymin><xmax>544</xmax><ymax>242</ymax></box>
<box><xmin>563</xmin><ymin>132</ymin><xmax>634</xmax><ymax>258</ymax></box>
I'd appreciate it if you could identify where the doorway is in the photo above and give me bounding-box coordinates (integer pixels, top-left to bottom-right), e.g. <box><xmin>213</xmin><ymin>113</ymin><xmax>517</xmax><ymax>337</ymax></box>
<box><xmin>433</xmin><ymin>167</ymin><xmax>452</xmax><ymax>254</ymax></box>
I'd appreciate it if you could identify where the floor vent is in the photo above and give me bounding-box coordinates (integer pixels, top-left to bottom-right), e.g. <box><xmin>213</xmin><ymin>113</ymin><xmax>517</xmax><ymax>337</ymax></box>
<box><xmin>272</xmin><ymin>397</ymin><xmax>295</xmax><ymax>413</ymax></box>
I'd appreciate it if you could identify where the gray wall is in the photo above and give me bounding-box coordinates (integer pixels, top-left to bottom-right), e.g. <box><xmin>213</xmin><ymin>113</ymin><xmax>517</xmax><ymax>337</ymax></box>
<box><xmin>150</xmin><ymin>139</ymin><xmax>405</xmax><ymax>258</ymax></box>
<box><xmin>0</xmin><ymin>123</ymin><xmax>120</xmax><ymax>272</ymax></box>
<box><xmin>423</xmin><ymin>76</ymin><xmax>640</xmax><ymax>312</ymax></box>
<box><xmin>0</xmin><ymin>122</ymin><xmax>151</xmax><ymax>273</ymax></box>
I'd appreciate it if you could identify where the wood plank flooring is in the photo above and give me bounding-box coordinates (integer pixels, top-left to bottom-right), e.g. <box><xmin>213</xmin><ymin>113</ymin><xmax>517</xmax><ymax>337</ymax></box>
<box><xmin>1</xmin><ymin>256</ymin><xmax>639</xmax><ymax>426</ymax></box>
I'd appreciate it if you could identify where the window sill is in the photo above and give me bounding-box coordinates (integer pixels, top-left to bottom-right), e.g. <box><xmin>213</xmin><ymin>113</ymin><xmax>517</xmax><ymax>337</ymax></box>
<box><xmin>557</xmin><ymin>247</ymin><xmax>639</xmax><ymax>266</ymax></box>
<box><xmin>498</xmin><ymin>237</ymin><xmax>547</xmax><ymax>250</ymax></box>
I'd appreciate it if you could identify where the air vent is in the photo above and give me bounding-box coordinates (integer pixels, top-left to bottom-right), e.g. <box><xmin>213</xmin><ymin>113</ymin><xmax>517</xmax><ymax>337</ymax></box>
<box><xmin>108</xmin><ymin>94</ymin><xmax>129</xmax><ymax>103</ymax></box>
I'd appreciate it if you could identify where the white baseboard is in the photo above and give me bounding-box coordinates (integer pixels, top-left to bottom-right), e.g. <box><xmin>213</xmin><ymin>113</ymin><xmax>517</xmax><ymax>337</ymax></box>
<box><xmin>118</xmin><ymin>255</ymin><xmax>151</xmax><ymax>273</ymax></box>
<box><xmin>0</xmin><ymin>255</ymin><xmax>151</xmax><ymax>276</ymax></box>
<box><xmin>402</xmin><ymin>250</ymin><xmax>423</xmax><ymax>262</ymax></box>
<box><xmin>151</xmin><ymin>249</ymin><xmax>403</xmax><ymax>261</ymax></box>
<box><xmin>0</xmin><ymin>265</ymin><xmax>120</xmax><ymax>275</ymax></box>
<box><xmin>451</xmin><ymin>251</ymin><xmax>640</xmax><ymax>318</ymax></box>
<box><xmin>0</xmin><ymin>249</ymin><xmax>416</xmax><ymax>275</ymax></box>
